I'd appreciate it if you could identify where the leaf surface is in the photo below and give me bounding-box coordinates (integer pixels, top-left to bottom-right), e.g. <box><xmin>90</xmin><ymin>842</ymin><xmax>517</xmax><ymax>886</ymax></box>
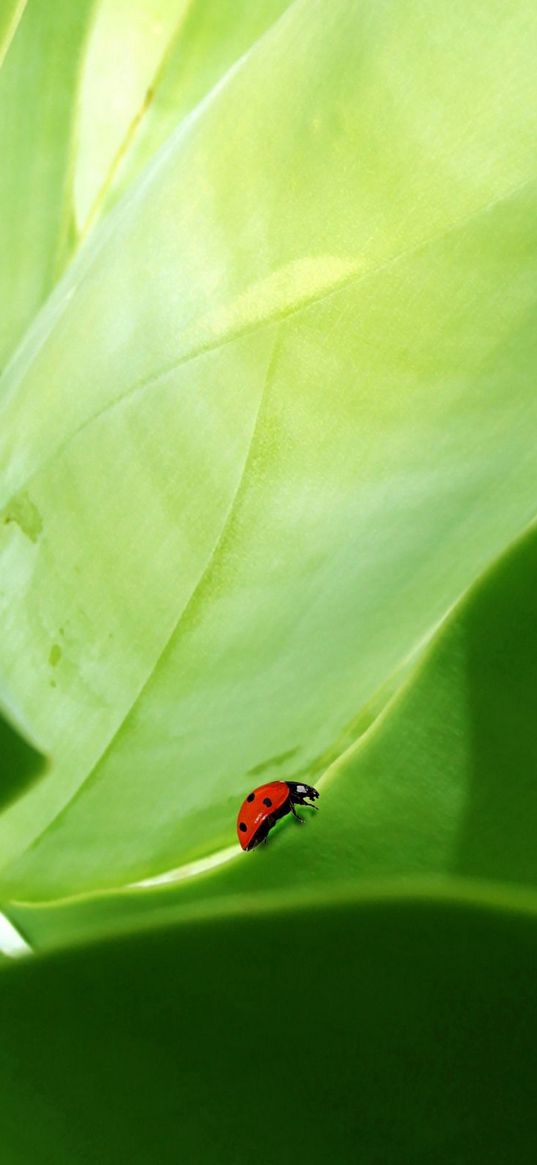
<box><xmin>2</xmin><ymin>894</ymin><xmax>537</xmax><ymax>1163</ymax></box>
<box><xmin>119</xmin><ymin>519</ymin><xmax>537</xmax><ymax>922</ymax></box>
<box><xmin>0</xmin><ymin>0</ymin><xmax>26</xmax><ymax>69</ymax></box>
<box><xmin>76</xmin><ymin>0</ymin><xmax>294</xmax><ymax>227</ymax></box>
<box><xmin>12</xmin><ymin>521</ymin><xmax>537</xmax><ymax>947</ymax></box>
<box><xmin>0</xmin><ymin>0</ymin><xmax>94</xmax><ymax>371</ymax></box>
<box><xmin>1</xmin><ymin>0</ymin><xmax>537</xmax><ymax>903</ymax></box>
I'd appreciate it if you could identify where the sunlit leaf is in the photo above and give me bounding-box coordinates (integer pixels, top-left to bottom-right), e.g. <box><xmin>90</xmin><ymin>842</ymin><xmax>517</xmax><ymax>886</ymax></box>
<box><xmin>1</xmin><ymin>0</ymin><xmax>537</xmax><ymax>902</ymax></box>
<box><xmin>0</xmin><ymin>0</ymin><xmax>94</xmax><ymax>371</ymax></box>
<box><xmin>0</xmin><ymin>0</ymin><xmax>26</xmax><ymax>69</ymax></box>
<box><xmin>118</xmin><ymin>519</ymin><xmax>537</xmax><ymax>926</ymax></box>
<box><xmin>76</xmin><ymin>0</ymin><xmax>294</xmax><ymax>228</ymax></box>
<box><xmin>73</xmin><ymin>0</ymin><xmax>188</xmax><ymax>232</ymax></box>
<box><xmin>11</xmin><ymin>520</ymin><xmax>537</xmax><ymax>948</ymax></box>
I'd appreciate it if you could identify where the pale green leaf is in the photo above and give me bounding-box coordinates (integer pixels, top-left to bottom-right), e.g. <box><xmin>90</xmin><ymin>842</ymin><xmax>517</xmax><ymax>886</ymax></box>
<box><xmin>1</xmin><ymin>0</ymin><xmax>537</xmax><ymax>904</ymax></box>
<box><xmin>11</xmin><ymin>520</ymin><xmax>537</xmax><ymax>948</ymax></box>
<box><xmin>0</xmin><ymin>0</ymin><xmax>26</xmax><ymax>70</ymax></box>
<box><xmin>0</xmin><ymin>0</ymin><xmax>94</xmax><ymax>371</ymax></box>
<box><xmin>75</xmin><ymin>0</ymin><xmax>294</xmax><ymax>231</ymax></box>
<box><xmin>73</xmin><ymin>0</ymin><xmax>189</xmax><ymax>232</ymax></box>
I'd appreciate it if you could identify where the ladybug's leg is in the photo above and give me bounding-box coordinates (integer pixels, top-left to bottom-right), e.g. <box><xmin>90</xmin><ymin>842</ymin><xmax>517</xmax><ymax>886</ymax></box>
<box><xmin>290</xmin><ymin>803</ymin><xmax>304</xmax><ymax>823</ymax></box>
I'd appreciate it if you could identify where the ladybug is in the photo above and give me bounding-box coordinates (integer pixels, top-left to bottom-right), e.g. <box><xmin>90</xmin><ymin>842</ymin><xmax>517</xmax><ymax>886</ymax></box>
<box><xmin>236</xmin><ymin>780</ymin><xmax>320</xmax><ymax>851</ymax></box>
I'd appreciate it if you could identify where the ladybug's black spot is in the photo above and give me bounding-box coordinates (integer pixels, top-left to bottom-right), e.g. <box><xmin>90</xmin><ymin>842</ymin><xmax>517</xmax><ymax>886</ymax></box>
<box><xmin>263</xmin><ymin>797</ymin><xmax>272</xmax><ymax>807</ymax></box>
<box><xmin>239</xmin><ymin>822</ymin><xmax>247</xmax><ymax>832</ymax></box>
<box><xmin>247</xmin><ymin>793</ymin><xmax>255</xmax><ymax>802</ymax></box>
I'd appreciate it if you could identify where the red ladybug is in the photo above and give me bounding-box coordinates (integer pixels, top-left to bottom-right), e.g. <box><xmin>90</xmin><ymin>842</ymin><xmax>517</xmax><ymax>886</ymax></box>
<box><xmin>236</xmin><ymin>780</ymin><xmax>320</xmax><ymax>851</ymax></box>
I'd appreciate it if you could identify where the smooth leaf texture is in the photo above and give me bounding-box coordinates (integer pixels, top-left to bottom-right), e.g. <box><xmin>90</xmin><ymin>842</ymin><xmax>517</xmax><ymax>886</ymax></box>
<box><xmin>0</xmin><ymin>0</ymin><xmax>94</xmax><ymax>371</ymax></box>
<box><xmin>1</xmin><ymin>0</ymin><xmax>537</xmax><ymax>905</ymax></box>
<box><xmin>159</xmin><ymin>518</ymin><xmax>537</xmax><ymax>909</ymax></box>
<box><xmin>78</xmin><ymin>0</ymin><xmax>295</xmax><ymax>225</ymax></box>
<box><xmin>11</xmin><ymin>519</ymin><xmax>537</xmax><ymax>950</ymax></box>
<box><xmin>2</xmin><ymin>894</ymin><xmax>537</xmax><ymax>1163</ymax></box>
<box><xmin>127</xmin><ymin>517</ymin><xmax>537</xmax><ymax>923</ymax></box>
<box><xmin>0</xmin><ymin>1</ymin><xmax>26</xmax><ymax>69</ymax></box>
<box><xmin>73</xmin><ymin>0</ymin><xmax>188</xmax><ymax>233</ymax></box>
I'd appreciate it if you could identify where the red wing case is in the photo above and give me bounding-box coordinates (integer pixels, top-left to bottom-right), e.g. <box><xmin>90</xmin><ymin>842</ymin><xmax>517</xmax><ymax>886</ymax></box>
<box><xmin>236</xmin><ymin>781</ymin><xmax>290</xmax><ymax>850</ymax></box>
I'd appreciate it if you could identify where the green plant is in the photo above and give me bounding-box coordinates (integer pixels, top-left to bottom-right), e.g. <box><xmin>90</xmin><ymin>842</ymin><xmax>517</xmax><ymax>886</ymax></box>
<box><xmin>1</xmin><ymin>1</ymin><xmax>537</xmax><ymax>1160</ymax></box>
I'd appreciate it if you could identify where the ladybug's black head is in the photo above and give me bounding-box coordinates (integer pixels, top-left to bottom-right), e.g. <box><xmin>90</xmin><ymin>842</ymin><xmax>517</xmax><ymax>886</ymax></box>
<box><xmin>286</xmin><ymin>781</ymin><xmax>320</xmax><ymax>808</ymax></box>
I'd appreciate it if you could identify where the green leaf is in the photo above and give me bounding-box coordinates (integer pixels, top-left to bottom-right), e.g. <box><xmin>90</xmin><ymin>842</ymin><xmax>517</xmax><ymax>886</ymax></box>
<box><xmin>119</xmin><ymin>517</ymin><xmax>537</xmax><ymax>925</ymax></box>
<box><xmin>0</xmin><ymin>0</ymin><xmax>95</xmax><ymax>372</ymax></box>
<box><xmin>0</xmin><ymin>1</ymin><xmax>26</xmax><ymax>69</ymax></box>
<box><xmin>75</xmin><ymin>0</ymin><xmax>294</xmax><ymax>230</ymax></box>
<box><xmin>11</xmin><ymin>519</ymin><xmax>537</xmax><ymax>950</ymax></box>
<box><xmin>2</xmin><ymin>0</ymin><xmax>537</xmax><ymax>902</ymax></box>
<box><xmin>0</xmin><ymin>707</ymin><xmax>45</xmax><ymax>812</ymax></box>
<box><xmin>73</xmin><ymin>0</ymin><xmax>189</xmax><ymax>233</ymax></box>
<box><xmin>2</xmin><ymin>893</ymin><xmax>537</xmax><ymax>1163</ymax></box>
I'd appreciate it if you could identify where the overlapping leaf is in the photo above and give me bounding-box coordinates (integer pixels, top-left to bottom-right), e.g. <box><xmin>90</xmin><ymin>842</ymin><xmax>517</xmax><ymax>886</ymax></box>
<box><xmin>2</xmin><ymin>894</ymin><xmax>537</xmax><ymax>1163</ymax></box>
<box><xmin>0</xmin><ymin>0</ymin><xmax>94</xmax><ymax>371</ymax></box>
<box><xmin>76</xmin><ymin>0</ymin><xmax>295</xmax><ymax>225</ymax></box>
